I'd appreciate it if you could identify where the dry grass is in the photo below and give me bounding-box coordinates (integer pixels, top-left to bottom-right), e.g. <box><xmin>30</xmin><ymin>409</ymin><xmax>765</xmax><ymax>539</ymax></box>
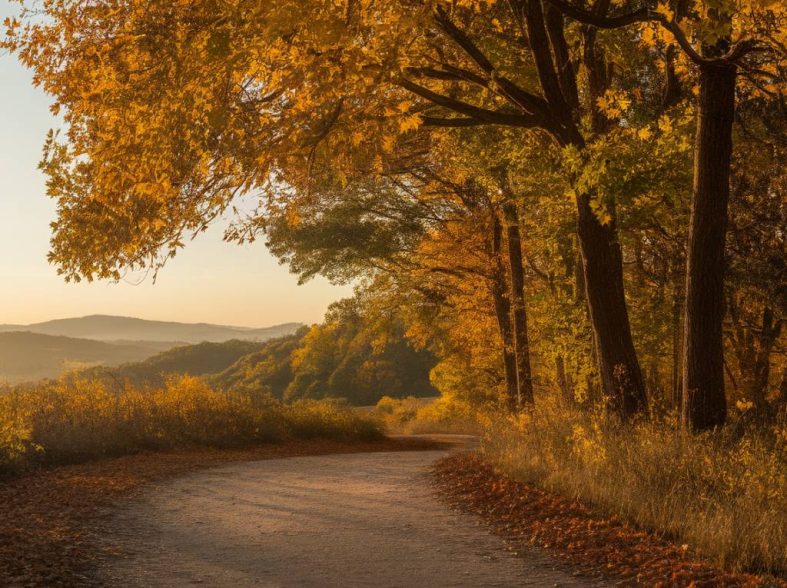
<box><xmin>433</xmin><ymin>452</ymin><xmax>783</xmax><ymax>587</ymax></box>
<box><xmin>480</xmin><ymin>397</ymin><xmax>787</xmax><ymax>576</ymax></box>
<box><xmin>374</xmin><ymin>395</ymin><xmax>482</xmax><ymax>435</ymax></box>
<box><xmin>0</xmin><ymin>375</ymin><xmax>382</xmax><ymax>476</ymax></box>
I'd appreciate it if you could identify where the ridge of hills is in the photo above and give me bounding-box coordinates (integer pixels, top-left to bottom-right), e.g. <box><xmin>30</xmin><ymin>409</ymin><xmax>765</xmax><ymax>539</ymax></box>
<box><xmin>76</xmin><ymin>338</ymin><xmax>274</xmax><ymax>387</ymax></box>
<box><xmin>0</xmin><ymin>317</ymin><xmax>304</xmax><ymax>383</ymax></box>
<box><xmin>0</xmin><ymin>314</ymin><xmax>303</xmax><ymax>344</ymax></box>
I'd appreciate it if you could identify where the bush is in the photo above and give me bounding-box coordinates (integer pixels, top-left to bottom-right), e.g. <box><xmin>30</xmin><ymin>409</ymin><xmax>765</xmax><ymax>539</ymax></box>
<box><xmin>286</xmin><ymin>399</ymin><xmax>383</xmax><ymax>441</ymax></box>
<box><xmin>0</xmin><ymin>376</ymin><xmax>383</xmax><ymax>475</ymax></box>
<box><xmin>374</xmin><ymin>395</ymin><xmax>481</xmax><ymax>434</ymax></box>
<box><xmin>481</xmin><ymin>396</ymin><xmax>787</xmax><ymax>575</ymax></box>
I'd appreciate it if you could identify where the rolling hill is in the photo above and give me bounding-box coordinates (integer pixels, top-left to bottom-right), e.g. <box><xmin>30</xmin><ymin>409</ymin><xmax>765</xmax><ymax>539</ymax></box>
<box><xmin>0</xmin><ymin>332</ymin><xmax>171</xmax><ymax>383</ymax></box>
<box><xmin>76</xmin><ymin>339</ymin><xmax>269</xmax><ymax>387</ymax></box>
<box><xmin>0</xmin><ymin>315</ymin><xmax>303</xmax><ymax>344</ymax></box>
<box><xmin>205</xmin><ymin>331</ymin><xmax>308</xmax><ymax>398</ymax></box>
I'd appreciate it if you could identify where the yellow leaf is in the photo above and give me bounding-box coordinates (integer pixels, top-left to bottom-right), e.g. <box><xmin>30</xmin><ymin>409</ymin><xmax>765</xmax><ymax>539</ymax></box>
<box><xmin>398</xmin><ymin>114</ymin><xmax>421</xmax><ymax>132</ymax></box>
<box><xmin>655</xmin><ymin>3</ymin><xmax>674</xmax><ymax>20</ymax></box>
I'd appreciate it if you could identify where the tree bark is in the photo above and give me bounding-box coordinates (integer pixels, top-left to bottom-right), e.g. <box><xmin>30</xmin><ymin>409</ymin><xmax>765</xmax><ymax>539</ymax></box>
<box><xmin>576</xmin><ymin>193</ymin><xmax>648</xmax><ymax>417</ymax></box>
<box><xmin>681</xmin><ymin>62</ymin><xmax>736</xmax><ymax>432</ymax></box>
<box><xmin>503</xmin><ymin>202</ymin><xmax>533</xmax><ymax>408</ymax></box>
<box><xmin>490</xmin><ymin>212</ymin><xmax>520</xmax><ymax>411</ymax></box>
<box><xmin>503</xmin><ymin>202</ymin><xmax>535</xmax><ymax>406</ymax></box>
<box><xmin>671</xmin><ymin>271</ymin><xmax>683</xmax><ymax>410</ymax></box>
<box><xmin>749</xmin><ymin>308</ymin><xmax>780</xmax><ymax>409</ymax></box>
<box><xmin>555</xmin><ymin>354</ymin><xmax>572</xmax><ymax>401</ymax></box>
<box><xmin>778</xmin><ymin>367</ymin><xmax>787</xmax><ymax>416</ymax></box>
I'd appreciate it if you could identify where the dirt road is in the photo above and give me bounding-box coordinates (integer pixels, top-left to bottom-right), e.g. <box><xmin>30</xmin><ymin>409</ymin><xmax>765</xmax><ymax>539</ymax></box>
<box><xmin>95</xmin><ymin>448</ymin><xmax>606</xmax><ymax>587</ymax></box>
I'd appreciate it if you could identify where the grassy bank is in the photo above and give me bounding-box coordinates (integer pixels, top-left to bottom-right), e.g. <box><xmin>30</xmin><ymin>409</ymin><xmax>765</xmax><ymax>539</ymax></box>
<box><xmin>0</xmin><ymin>376</ymin><xmax>382</xmax><ymax>476</ymax></box>
<box><xmin>481</xmin><ymin>397</ymin><xmax>786</xmax><ymax>575</ymax></box>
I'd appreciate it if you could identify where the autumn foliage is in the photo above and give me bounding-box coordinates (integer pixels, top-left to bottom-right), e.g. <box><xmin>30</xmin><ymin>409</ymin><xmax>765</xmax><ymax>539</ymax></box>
<box><xmin>0</xmin><ymin>376</ymin><xmax>381</xmax><ymax>475</ymax></box>
<box><xmin>1</xmin><ymin>0</ymin><xmax>786</xmax><ymax>581</ymax></box>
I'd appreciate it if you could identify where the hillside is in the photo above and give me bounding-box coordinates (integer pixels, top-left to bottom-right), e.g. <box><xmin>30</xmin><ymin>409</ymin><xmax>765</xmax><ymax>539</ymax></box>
<box><xmin>0</xmin><ymin>332</ymin><xmax>168</xmax><ymax>383</ymax></box>
<box><xmin>206</xmin><ymin>331</ymin><xmax>308</xmax><ymax>398</ymax></box>
<box><xmin>208</xmin><ymin>300</ymin><xmax>438</xmax><ymax>406</ymax></box>
<box><xmin>0</xmin><ymin>315</ymin><xmax>303</xmax><ymax>344</ymax></box>
<box><xmin>78</xmin><ymin>339</ymin><xmax>268</xmax><ymax>387</ymax></box>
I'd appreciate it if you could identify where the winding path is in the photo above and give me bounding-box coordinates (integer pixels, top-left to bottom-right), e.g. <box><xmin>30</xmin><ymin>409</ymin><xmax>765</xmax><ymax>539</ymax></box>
<box><xmin>95</xmin><ymin>447</ymin><xmax>606</xmax><ymax>587</ymax></box>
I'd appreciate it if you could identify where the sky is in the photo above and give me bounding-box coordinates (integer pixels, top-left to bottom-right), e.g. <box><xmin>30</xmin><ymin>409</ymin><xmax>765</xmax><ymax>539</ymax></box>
<box><xmin>0</xmin><ymin>11</ymin><xmax>352</xmax><ymax>328</ymax></box>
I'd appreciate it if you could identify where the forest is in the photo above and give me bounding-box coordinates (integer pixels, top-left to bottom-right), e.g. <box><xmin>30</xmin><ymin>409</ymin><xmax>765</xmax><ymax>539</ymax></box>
<box><xmin>71</xmin><ymin>304</ymin><xmax>437</xmax><ymax>405</ymax></box>
<box><xmin>1</xmin><ymin>0</ymin><xmax>786</xmax><ymax>582</ymax></box>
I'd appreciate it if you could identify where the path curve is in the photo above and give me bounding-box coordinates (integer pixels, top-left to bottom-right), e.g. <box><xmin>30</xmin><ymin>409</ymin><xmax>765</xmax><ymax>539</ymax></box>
<box><xmin>95</xmin><ymin>447</ymin><xmax>605</xmax><ymax>587</ymax></box>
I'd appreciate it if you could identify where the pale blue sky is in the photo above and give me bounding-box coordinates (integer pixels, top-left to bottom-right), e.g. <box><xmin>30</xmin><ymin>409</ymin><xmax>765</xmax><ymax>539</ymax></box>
<box><xmin>0</xmin><ymin>8</ymin><xmax>351</xmax><ymax>327</ymax></box>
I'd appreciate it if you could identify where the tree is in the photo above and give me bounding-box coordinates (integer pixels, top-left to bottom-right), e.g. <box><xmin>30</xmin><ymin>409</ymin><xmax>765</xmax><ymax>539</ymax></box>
<box><xmin>285</xmin><ymin>296</ymin><xmax>437</xmax><ymax>405</ymax></box>
<box><xmin>258</xmin><ymin>162</ymin><xmax>531</xmax><ymax>410</ymax></box>
<box><xmin>6</xmin><ymin>0</ymin><xmax>651</xmax><ymax>417</ymax></box>
<box><xmin>724</xmin><ymin>97</ymin><xmax>787</xmax><ymax>419</ymax></box>
<box><xmin>543</xmin><ymin>0</ymin><xmax>786</xmax><ymax>430</ymax></box>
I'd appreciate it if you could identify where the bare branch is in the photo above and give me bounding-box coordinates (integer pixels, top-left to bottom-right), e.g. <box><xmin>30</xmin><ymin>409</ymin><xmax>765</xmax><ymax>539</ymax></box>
<box><xmin>432</xmin><ymin>7</ymin><xmax>552</xmax><ymax>117</ymax></box>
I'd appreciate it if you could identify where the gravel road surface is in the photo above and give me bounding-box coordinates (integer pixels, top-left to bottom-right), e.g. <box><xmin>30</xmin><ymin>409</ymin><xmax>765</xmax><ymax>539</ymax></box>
<box><xmin>95</xmin><ymin>448</ymin><xmax>605</xmax><ymax>587</ymax></box>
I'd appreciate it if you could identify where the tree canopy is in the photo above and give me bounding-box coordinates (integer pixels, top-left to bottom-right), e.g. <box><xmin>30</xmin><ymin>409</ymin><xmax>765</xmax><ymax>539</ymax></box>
<box><xmin>4</xmin><ymin>0</ymin><xmax>786</xmax><ymax>426</ymax></box>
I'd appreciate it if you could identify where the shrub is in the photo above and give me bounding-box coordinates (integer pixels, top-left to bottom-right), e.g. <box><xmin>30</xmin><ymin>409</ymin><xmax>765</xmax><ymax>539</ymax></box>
<box><xmin>286</xmin><ymin>399</ymin><xmax>382</xmax><ymax>441</ymax></box>
<box><xmin>374</xmin><ymin>395</ymin><xmax>481</xmax><ymax>434</ymax></box>
<box><xmin>0</xmin><ymin>376</ymin><xmax>382</xmax><ymax>476</ymax></box>
<box><xmin>481</xmin><ymin>396</ymin><xmax>787</xmax><ymax>575</ymax></box>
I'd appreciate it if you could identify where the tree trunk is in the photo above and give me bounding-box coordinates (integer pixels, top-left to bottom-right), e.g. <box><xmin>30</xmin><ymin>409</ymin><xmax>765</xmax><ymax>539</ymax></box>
<box><xmin>671</xmin><ymin>272</ymin><xmax>683</xmax><ymax>410</ymax></box>
<box><xmin>681</xmin><ymin>62</ymin><xmax>736</xmax><ymax>432</ymax></box>
<box><xmin>575</xmin><ymin>193</ymin><xmax>648</xmax><ymax>417</ymax></box>
<box><xmin>503</xmin><ymin>202</ymin><xmax>535</xmax><ymax>406</ymax></box>
<box><xmin>521</xmin><ymin>1</ymin><xmax>645</xmax><ymax>417</ymax></box>
<box><xmin>778</xmin><ymin>367</ymin><xmax>787</xmax><ymax>417</ymax></box>
<box><xmin>490</xmin><ymin>212</ymin><xmax>520</xmax><ymax>411</ymax></box>
<box><xmin>749</xmin><ymin>308</ymin><xmax>781</xmax><ymax>414</ymax></box>
<box><xmin>555</xmin><ymin>354</ymin><xmax>573</xmax><ymax>402</ymax></box>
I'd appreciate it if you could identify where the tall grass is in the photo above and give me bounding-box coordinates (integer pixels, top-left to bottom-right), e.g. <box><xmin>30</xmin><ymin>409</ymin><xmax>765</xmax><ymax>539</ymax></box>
<box><xmin>481</xmin><ymin>397</ymin><xmax>787</xmax><ymax>575</ymax></box>
<box><xmin>0</xmin><ymin>376</ymin><xmax>382</xmax><ymax>475</ymax></box>
<box><xmin>375</xmin><ymin>395</ymin><xmax>482</xmax><ymax>434</ymax></box>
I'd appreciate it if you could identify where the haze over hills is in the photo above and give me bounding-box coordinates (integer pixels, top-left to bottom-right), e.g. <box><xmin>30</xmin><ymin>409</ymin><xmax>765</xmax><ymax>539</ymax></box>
<box><xmin>0</xmin><ymin>332</ymin><xmax>173</xmax><ymax>384</ymax></box>
<box><xmin>0</xmin><ymin>315</ymin><xmax>304</xmax><ymax>344</ymax></box>
<box><xmin>0</xmin><ymin>316</ymin><xmax>305</xmax><ymax>384</ymax></box>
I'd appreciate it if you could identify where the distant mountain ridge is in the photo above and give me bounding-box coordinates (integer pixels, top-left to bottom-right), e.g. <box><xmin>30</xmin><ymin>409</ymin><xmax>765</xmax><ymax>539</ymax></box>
<box><xmin>0</xmin><ymin>315</ymin><xmax>303</xmax><ymax>344</ymax></box>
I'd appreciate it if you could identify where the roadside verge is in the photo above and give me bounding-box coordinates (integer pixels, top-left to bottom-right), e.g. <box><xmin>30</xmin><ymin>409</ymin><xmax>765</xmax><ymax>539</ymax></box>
<box><xmin>432</xmin><ymin>452</ymin><xmax>786</xmax><ymax>588</ymax></box>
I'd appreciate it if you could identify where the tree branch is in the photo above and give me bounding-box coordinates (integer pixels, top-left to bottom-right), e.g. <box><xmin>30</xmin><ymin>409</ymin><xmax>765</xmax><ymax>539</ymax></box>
<box><xmin>515</xmin><ymin>0</ymin><xmax>574</xmax><ymax>119</ymax></box>
<box><xmin>543</xmin><ymin>0</ymin><xmax>761</xmax><ymax>65</ymax></box>
<box><xmin>433</xmin><ymin>7</ymin><xmax>552</xmax><ymax>117</ymax></box>
<box><xmin>422</xmin><ymin>116</ymin><xmax>490</xmax><ymax>127</ymax></box>
<box><xmin>399</xmin><ymin>78</ymin><xmax>543</xmax><ymax>127</ymax></box>
<box><xmin>406</xmin><ymin>65</ymin><xmax>488</xmax><ymax>88</ymax></box>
